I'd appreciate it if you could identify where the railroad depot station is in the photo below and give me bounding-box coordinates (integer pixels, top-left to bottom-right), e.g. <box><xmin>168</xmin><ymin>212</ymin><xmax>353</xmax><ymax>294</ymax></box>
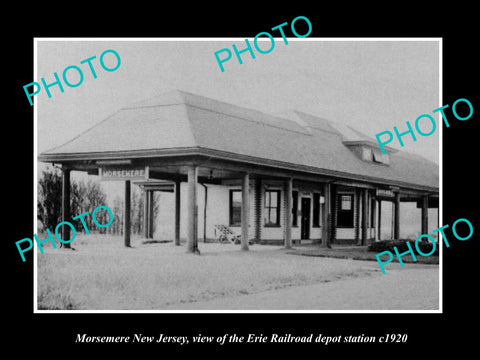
<box><xmin>38</xmin><ymin>90</ymin><xmax>439</xmax><ymax>252</ymax></box>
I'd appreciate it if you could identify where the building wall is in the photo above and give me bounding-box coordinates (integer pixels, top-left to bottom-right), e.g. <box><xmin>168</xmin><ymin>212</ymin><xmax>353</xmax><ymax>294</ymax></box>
<box><xmin>334</xmin><ymin>189</ymin><xmax>375</xmax><ymax>242</ymax></box>
<box><xmin>149</xmin><ymin>182</ymin><xmax>437</xmax><ymax>244</ymax></box>
<box><xmin>215</xmin><ymin>182</ymin><xmax>255</xmax><ymax>240</ymax></box>
<box><xmin>153</xmin><ymin>182</ymin><xmax>253</xmax><ymax>241</ymax></box>
<box><xmin>152</xmin><ymin>181</ymin><xmax>326</xmax><ymax>243</ymax></box>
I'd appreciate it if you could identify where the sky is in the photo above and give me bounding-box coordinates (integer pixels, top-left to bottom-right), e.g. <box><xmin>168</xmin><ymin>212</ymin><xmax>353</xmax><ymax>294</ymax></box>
<box><xmin>36</xmin><ymin>39</ymin><xmax>440</xmax><ymax>162</ymax></box>
<box><xmin>35</xmin><ymin>38</ymin><xmax>440</xmax><ymax>192</ymax></box>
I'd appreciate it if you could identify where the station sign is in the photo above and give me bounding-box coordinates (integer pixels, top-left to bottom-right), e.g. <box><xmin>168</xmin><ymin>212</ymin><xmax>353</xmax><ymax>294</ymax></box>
<box><xmin>99</xmin><ymin>166</ymin><xmax>149</xmax><ymax>181</ymax></box>
<box><xmin>376</xmin><ymin>189</ymin><xmax>395</xmax><ymax>198</ymax></box>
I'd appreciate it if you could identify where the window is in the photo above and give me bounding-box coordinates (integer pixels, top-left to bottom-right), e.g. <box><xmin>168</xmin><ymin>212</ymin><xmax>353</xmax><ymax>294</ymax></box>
<box><xmin>340</xmin><ymin>195</ymin><xmax>352</xmax><ymax>210</ymax></box>
<box><xmin>229</xmin><ymin>190</ymin><xmax>241</xmax><ymax>226</ymax></box>
<box><xmin>362</xmin><ymin>147</ymin><xmax>373</xmax><ymax>161</ymax></box>
<box><xmin>337</xmin><ymin>194</ymin><xmax>354</xmax><ymax>227</ymax></box>
<box><xmin>313</xmin><ymin>193</ymin><xmax>321</xmax><ymax>227</ymax></box>
<box><xmin>264</xmin><ymin>190</ymin><xmax>280</xmax><ymax>226</ymax></box>
<box><xmin>373</xmin><ymin>149</ymin><xmax>390</xmax><ymax>165</ymax></box>
<box><xmin>292</xmin><ymin>191</ymin><xmax>298</xmax><ymax>227</ymax></box>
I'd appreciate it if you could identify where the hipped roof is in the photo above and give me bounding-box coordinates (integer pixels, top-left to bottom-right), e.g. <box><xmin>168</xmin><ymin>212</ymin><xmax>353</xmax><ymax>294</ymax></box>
<box><xmin>40</xmin><ymin>90</ymin><xmax>439</xmax><ymax>191</ymax></box>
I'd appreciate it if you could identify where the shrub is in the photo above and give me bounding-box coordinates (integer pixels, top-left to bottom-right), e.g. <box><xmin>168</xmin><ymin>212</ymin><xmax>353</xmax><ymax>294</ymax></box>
<box><xmin>37</xmin><ymin>166</ymin><xmax>108</xmax><ymax>233</ymax></box>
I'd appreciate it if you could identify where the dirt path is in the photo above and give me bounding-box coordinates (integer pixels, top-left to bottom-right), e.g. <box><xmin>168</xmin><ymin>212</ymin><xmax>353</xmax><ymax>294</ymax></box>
<box><xmin>165</xmin><ymin>264</ymin><xmax>440</xmax><ymax>311</ymax></box>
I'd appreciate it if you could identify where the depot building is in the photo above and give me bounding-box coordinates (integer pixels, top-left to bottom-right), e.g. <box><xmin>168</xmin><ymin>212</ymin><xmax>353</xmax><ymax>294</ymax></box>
<box><xmin>38</xmin><ymin>90</ymin><xmax>439</xmax><ymax>252</ymax></box>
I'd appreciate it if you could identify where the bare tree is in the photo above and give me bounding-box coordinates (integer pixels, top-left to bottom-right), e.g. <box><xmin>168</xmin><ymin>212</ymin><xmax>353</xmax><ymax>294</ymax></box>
<box><xmin>37</xmin><ymin>166</ymin><xmax>63</xmax><ymax>231</ymax></box>
<box><xmin>109</xmin><ymin>196</ymin><xmax>124</xmax><ymax>236</ymax></box>
<box><xmin>38</xmin><ymin>167</ymin><xmax>107</xmax><ymax>235</ymax></box>
<box><xmin>74</xmin><ymin>179</ymin><xmax>107</xmax><ymax>232</ymax></box>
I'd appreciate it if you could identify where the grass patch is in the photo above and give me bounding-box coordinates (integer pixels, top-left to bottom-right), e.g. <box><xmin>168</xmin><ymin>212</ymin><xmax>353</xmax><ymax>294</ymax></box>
<box><xmin>368</xmin><ymin>239</ymin><xmax>438</xmax><ymax>256</ymax></box>
<box><xmin>291</xmin><ymin>243</ymin><xmax>438</xmax><ymax>265</ymax></box>
<box><xmin>141</xmin><ymin>240</ymin><xmax>172</xmax><ymax>245</ymax></box>
<box><xmin>37</xmin><ymin>234</ymin><xmax>374</xmax><ymax>310</ymax></box>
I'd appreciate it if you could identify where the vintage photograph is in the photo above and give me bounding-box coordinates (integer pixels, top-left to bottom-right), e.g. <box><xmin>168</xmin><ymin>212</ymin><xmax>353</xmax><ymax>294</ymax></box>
<box><xmin>34</xmin><ymin>39</ymin><xmax>440</xmax><ymax>311</ymax></box>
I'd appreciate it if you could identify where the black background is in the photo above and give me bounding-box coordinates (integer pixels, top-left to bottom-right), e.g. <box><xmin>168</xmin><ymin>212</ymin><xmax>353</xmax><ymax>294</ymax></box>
<box><xmin>5</xmin><ymin>4</ymin><xmax>478</xmax><ymax>355</ymax></box>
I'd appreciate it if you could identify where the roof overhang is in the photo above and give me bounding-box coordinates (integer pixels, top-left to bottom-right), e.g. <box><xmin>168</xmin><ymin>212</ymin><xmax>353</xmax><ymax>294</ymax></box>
<box><xmin>38</xmin><ymin>146</ymin><xmax>439</xmax><ymax>194</ymax></box>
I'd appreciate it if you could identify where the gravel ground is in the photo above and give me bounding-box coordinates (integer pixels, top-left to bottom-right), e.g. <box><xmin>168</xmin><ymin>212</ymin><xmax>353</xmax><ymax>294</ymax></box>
<box><xmin>166</xmin><ymin>264</ymin><xmax>439</xmax><ymax>310</ymax></box>
<box><xmin>36</xmin><ymin>234</ymin><xmax>439</xmax><ymax>311</ymax></box>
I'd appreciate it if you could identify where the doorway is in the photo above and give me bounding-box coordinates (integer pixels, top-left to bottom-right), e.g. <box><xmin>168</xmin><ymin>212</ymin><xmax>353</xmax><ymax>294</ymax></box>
<box><xmin>301</xmin><ymin>197</ymin><xmax>311</xmax><ymax>239</ymax></box>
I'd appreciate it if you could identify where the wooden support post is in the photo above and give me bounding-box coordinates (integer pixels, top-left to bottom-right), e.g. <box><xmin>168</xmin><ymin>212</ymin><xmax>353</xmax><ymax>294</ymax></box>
<box><xmin>284</xmin><ymin>178</ymin><xmax>293</xmax><ymax>249</ymax></box>
<box><xmin>371</xmin><ymin>196</ymin><xmax>377</xmax><ymax>241</ymax></box>
<box><xmin>143</xmin><ymin>190</ymin><xmax>149</xmax><ymax>238</ymax></box>
<box><xmin>321</xmin><ymin>183</ymin><xmax>331</xmax><ymax>248</ymax></box>
<box><xmin>61</xmin><ymin>168</ymin><xmax>71</xmax><ymax>249</ymax></box>
<box><xmin>330</xmin><ymin>184</ymin><xmax>337</xmax><ymax>243</ymax></box>
<box><xmin>354</xmin><ymin>189</ymin><xmax>360</xmax><ymax>243</ymax></box>
<box><xmin>394</xmin><ymin>192</ymin><xmax>401</xmax><ymax>240</ymax></box>
<box><xmin>174</xmin><ymin>180</ymin><xmax>181</xmax><ymax>246</ymax></box>
<box><xmin>186</xmin><ymin>166</ymin><xmax>198</xmax><ymax>253</ymax></box>
<box><xmin>241</xmin><ymin>173</ymin><xmax>250</xmax><ymax>251</ymax></box>
<box><xmin>391</xmin><ymin>200</ymin><xmax>395</xmax><ymax>240</ymax></box>
<box><xmin>254</xmin><ymin>178</ymin><xmax>262</xmax><ymax>243</ymax></box>
<box><xmin>378</xmin><ymin>199</ymin><xmax>382</xmax><ymax>241</ymax></box>
<box><xmin>124</xmin><ymin>180</ymin><xmax>131</xmax><ymax>247</ymax></box>
<box><xmin>361</xmin><ymin>188</ymin><xmax>368</xmax><ymax>245</ymax></box>
<box><xmin>203</xmin><ymin>185</ymin><xmax>208</xmax><ymax>243</ymax></box>
<box><xmin>148</xmin><ymin>190</ymin><xmax>154</xmax><ymax>238</ymax></box>
<box><xmin>421</xmin><ymin>195</ymin><xmax>429</xmax><ymax>235</ymax></box>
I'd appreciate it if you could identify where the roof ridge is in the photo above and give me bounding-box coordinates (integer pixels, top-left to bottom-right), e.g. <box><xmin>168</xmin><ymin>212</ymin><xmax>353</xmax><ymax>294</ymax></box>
<box><xmin>42</xmin><ymin>110</ymin><xmax>121</xmax><ymax>154</ymax></box>
<box><xmin>178</xmin><ymin>103</ymin><xmax>198</xmax><ymax>148</ymax></box>
<box><xmin>180</xmin><ymin>91</ymin><xmax>309</xmax><ymax>131</ymax></box>
<box><xmin>119</xmin><ymin>89</ymin><xmax>192</xmax><ymax>110</ymax></box>
<box><xmin>128</xmin><ymin>89</ymin><xmax>314</xmax><ymax>136</ymax></box>
<box><xmin>289</xmin><ymin>110</ymin><xmax>343</xmax><ymax>137</ymax></box>
<box><xmin>184</xmin><ymin>103</ymin><xmax>312</xmax><ymax>136</ymax></box>
<box><xmin>122</xmin><ymin>102</ymin><xmax>185</xmax><ymax>110</ymax></box>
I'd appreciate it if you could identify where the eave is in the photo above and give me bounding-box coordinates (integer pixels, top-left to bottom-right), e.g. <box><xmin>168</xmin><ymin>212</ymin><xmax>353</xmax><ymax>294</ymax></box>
<box><xmin>38</xmin><ymin>146</ymin><xmax>439</xmax><ymax>194</ymax></box>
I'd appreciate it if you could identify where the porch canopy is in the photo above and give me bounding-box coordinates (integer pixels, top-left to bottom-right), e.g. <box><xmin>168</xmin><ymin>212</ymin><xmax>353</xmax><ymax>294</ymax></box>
<box><xmin>39</xmin><ymin>90</ymin><xmax>439</xmax><ymax>251</ymax></box>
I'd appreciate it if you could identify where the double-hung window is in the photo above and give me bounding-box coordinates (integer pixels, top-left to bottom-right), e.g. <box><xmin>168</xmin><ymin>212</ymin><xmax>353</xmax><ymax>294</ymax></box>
<box><xmin>264</xmin><ymin>190</ymin><xmax>280</xmax><ymax>226</ymax></box>
<box><xmin>229</xmin><ymin>190</ymin><xmax>242</xmax><ymax>226</ymax></box>
<box><xmin>337</xmin><ymin>194</ymin><xmax>354</xmax><ymax>227</ymax></box>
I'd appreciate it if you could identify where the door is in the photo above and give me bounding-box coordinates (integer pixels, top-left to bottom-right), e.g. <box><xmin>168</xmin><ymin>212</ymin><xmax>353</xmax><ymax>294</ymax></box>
<box><xmin>301</xmin><ymin>197</ymin><xmax>311</xmax><ymax>239</ymax></box>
